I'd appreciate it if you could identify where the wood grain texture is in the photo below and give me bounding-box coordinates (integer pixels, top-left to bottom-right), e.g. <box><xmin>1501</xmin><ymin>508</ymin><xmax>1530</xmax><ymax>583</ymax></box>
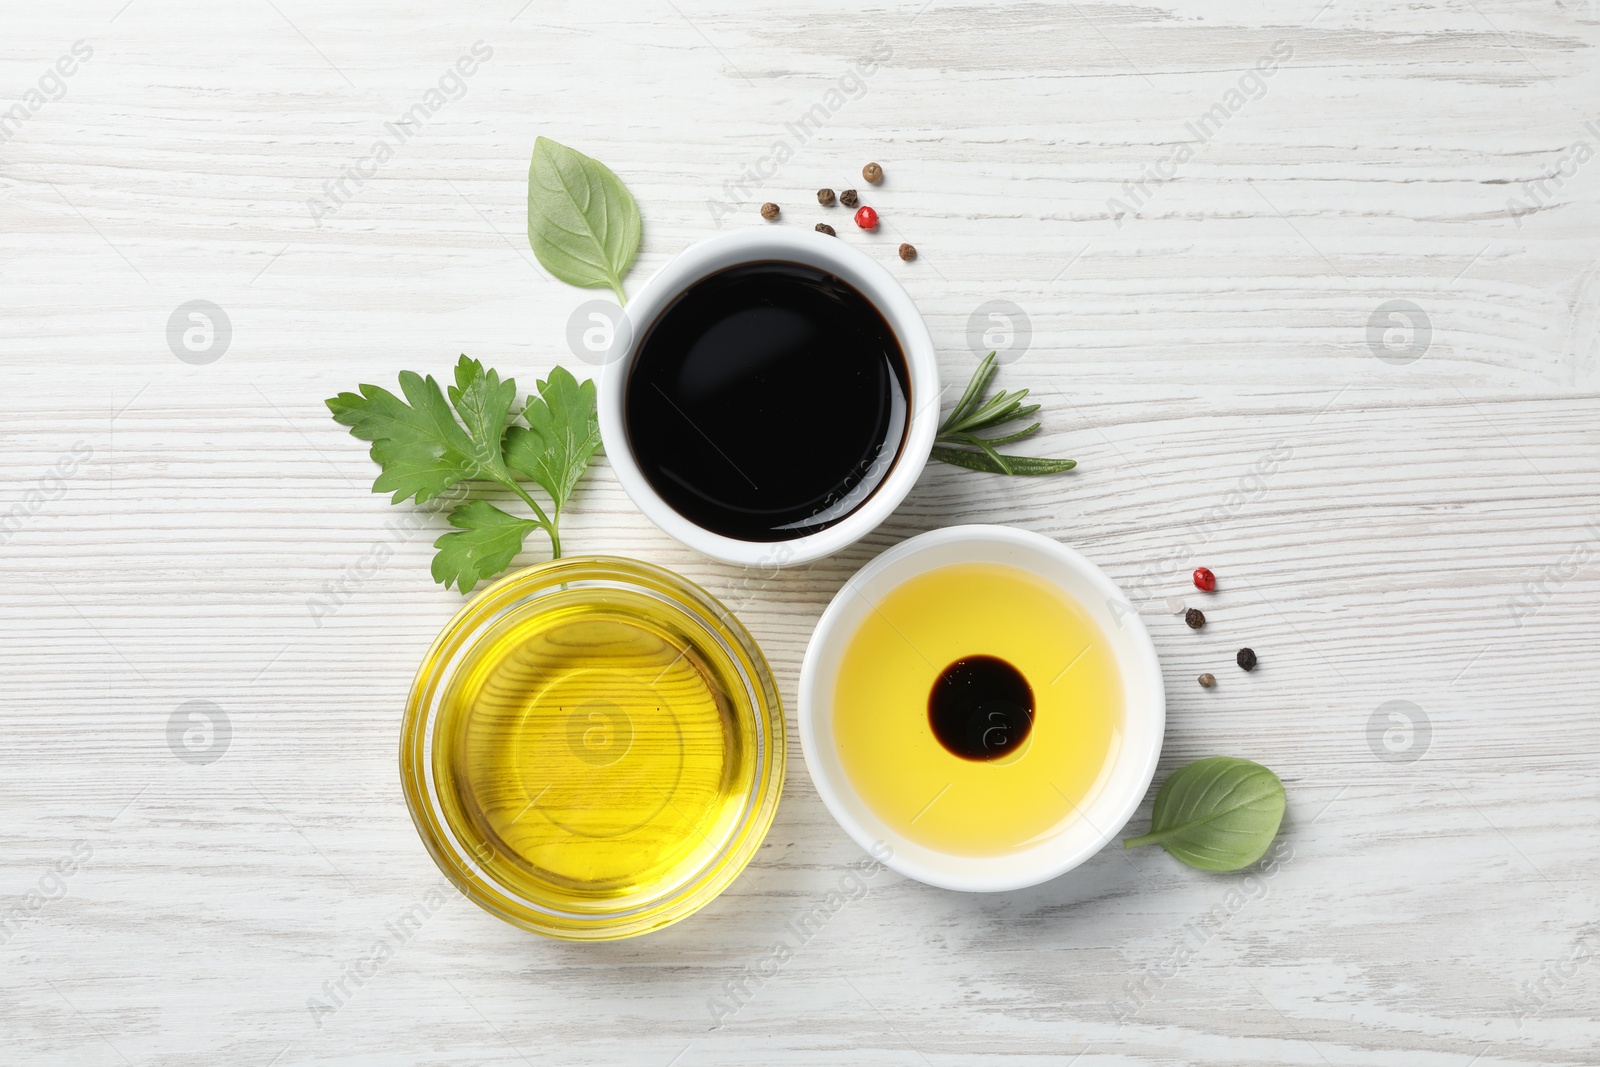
<box><xmin>2</xmin><ymin>1</ymin><xmax>1598</xmax><ymax>1064</ymax></box>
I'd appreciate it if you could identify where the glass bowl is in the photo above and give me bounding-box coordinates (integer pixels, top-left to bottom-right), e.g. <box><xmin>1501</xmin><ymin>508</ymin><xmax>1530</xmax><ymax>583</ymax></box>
<box><xmin>400</xmin><ymin>556</ymin><xmax>784</xmax><ymax>940</ymax></box>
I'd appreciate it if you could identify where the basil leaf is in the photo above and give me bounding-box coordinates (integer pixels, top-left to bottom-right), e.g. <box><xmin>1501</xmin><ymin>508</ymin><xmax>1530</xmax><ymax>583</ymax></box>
<box><xmin>527</xmin><ymin>136</ymin><xmax>641</xmax><ymax>302</ymax></box>
<box><xmin>1123</xmin><ymin>756</ymin><xmax>1286</xmax><ymax>871</ymax></box>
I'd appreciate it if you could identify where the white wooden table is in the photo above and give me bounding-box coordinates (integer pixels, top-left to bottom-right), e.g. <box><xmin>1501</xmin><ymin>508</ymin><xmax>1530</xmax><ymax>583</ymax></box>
<box><xmin>3</xmin><ymin>2</ymin><xmax>1598</xmax><ymax>1064</ymax></box>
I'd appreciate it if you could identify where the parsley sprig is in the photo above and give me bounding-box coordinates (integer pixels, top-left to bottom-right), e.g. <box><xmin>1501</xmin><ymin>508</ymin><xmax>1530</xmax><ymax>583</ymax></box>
<box><xmin>324</xmin><ymin>137</ymin><xmax>632</xmax><ymax>596</ymax></box>
<box><xmin>932</xmin><ymin>352</ymin><xmax>1077</xmax><ymax>475</ymax></box>
<box><xmin>327</xmin><ymin>356</ymin><xmax>600</xmax><ymax>593</ymax></box>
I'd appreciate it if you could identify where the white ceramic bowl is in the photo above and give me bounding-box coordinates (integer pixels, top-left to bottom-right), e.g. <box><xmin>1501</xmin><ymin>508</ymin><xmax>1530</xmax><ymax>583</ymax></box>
<box><xmin>798</xmin><ymin>525</ymin><xmax>1166</xmax><ymax>892</ymax></box>
<box><xmin>596</xmin><ymin>227</ymin><xmax>939</xmax><ymax>567</ymax></box>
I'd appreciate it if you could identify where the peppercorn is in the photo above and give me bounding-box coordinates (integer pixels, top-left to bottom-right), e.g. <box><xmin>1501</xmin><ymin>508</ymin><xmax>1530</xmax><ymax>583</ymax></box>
<box><xmin>760</xmin><ymin>202</ymin><xmax>780</xmax><ymax>221</ymax></box>
<box><xmin>840</xmin><ymin>189</ymin><xmax>858</xmax><ymax>208</ymax></box>
<box><xmin>1185</xmin><ymin>608</ymin><xmax>1205</xmax><ymax>630</ymax></box>
<box><xmin>863</xmin><ymin>162</ymin><xmax>883</xmax><ymax>184</ymax></box>
<box><xmin>817</xmin><ymin>188</ymin><xmax>836</xmax><ymax>206</ymax></box>
<box><xmin>854</xmin><ymin>205</ymin><xmax>879</xmax><ymax>230</ymax></box>
<box><xmin>898</xmin><ymin>243</ymin><xmax>917</xmax><ymax>261</ymax></box>
<box><xmin>1193</xmin><ymin>566</ymin><xmax>1216</xmax><ymax>592</ymax></box>
<box><xmin>1198</xmin><ymin>673</ymin><xmax>1216</xmax><ymax>688</ymax></box>
<box><xmin>1236</xmin><ymin>647</ymin><xmax>1257</xmax><ymax>672</ymax></box>
<box><xmin>815</xmin><ymin>223</ymin><xmax>836</xmax><ymax>236</ymax></box>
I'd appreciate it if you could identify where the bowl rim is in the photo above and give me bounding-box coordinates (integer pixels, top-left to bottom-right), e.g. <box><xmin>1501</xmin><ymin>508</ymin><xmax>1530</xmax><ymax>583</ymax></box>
<box><xmin>797</xmin><ymin>525</ymin><xmax>1167</xmax><ymax>892</ymax></box>
<box><xmin>399</xmin><ymin>555</ymin><xmax>786</xmax><ymax>939</ymax></box>
<box><xmin>596</xmin><ymin>226</ymin><xmax>939</xmax><ymax>567</ymax></box>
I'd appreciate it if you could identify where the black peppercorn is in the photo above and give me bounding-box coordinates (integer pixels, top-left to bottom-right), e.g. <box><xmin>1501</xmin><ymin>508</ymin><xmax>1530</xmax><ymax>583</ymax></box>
<box><xmin>863</xmin><ymin>162</ymin><xmax>883</xmax><ymax>184</ymax></box>
<box><xmin>760</xmin><ymin>202</ymin><xmax>780</xmax><ymax>220</ymax></box>
<box><xmin>815</xmin><ymin>223</ymin><xmax>836</xmax><ymax>236</ymax></box>
<box><xmin>1185</xmin><ymin>608</ymin><xmax>1205</xmax><ymax>630</ymax></box>
<box><xmin>1236</xmin><ymin>647</ymin><xmax>1257</xmax><ymax>672</ymax></box>
<box><xmin>817</xmin><ymin>188</ymin><xmax>836</xmax><ymax>206</ymax></box>
<box><xmin>839</xmin><ymin>188</ymin><xmax>858</xmax><ymax>208</ymax></box>
<box><xmin>898</xmin><ymin>243</ymin><xmax>917</xmax><ymax>261</ymax></box>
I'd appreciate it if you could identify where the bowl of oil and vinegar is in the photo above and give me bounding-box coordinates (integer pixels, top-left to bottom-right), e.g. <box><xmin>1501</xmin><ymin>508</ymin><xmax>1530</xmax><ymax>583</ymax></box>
<box><xmin>799</xmin><ymin>525</ymin><xmax>1166</xmax><ymax>892</ymax></box>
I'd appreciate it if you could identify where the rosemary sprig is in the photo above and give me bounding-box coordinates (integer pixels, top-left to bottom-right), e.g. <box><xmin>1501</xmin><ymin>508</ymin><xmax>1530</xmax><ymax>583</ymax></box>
<box><xmin>931</xmin><ymin>352</ymin><xmax>1077</xmax><ymax>476</ymax></box>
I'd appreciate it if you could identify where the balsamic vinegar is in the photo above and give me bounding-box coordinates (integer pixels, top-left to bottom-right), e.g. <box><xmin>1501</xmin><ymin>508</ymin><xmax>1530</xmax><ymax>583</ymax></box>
<box><xmin>624</xmin><ymin>262</ymin><xmax>909</xmax><ymax>541</ymax></box>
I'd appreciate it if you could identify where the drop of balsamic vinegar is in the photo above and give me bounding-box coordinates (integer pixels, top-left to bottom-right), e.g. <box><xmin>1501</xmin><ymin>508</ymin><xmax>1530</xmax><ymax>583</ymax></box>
<box><xmin>928</xmin><ymin>655</ymin><xmax>1035</xmax><ymax>762</ymax></box>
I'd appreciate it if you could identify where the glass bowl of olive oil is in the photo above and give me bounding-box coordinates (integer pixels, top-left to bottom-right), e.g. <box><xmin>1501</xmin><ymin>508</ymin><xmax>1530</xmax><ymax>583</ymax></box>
<box><xmin>401</xmin><ymin>556</ymin><xmax>784</xmax><ymax>940</ymax></box>
<box><xmin>799</xmin><ymin>525</ymin><xmax>1165</xmax><ymax>892</ymax></box>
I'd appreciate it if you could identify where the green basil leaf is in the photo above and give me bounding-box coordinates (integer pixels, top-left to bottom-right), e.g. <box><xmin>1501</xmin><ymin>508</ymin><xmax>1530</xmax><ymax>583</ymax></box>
<box><xmin>1123</xmin><ymin>757</ymin><xmax>1286</xmax><ymax>871</ymax></box>
<box><xmin>527</xmin><ymin>136</ymin><xmax>641</xmax><ymax>302</ymax></box>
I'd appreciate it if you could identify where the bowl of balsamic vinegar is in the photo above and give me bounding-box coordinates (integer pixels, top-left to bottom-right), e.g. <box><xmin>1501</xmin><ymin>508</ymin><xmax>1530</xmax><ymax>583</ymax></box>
<box><xmin>597</xmin><ymin>227</ymin><xmax>939</xmax><ymax>566</ymax></box>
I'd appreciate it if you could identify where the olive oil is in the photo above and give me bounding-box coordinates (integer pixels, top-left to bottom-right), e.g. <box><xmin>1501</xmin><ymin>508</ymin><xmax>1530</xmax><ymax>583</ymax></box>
<box><xmin>833</xmin><ymin>562</ymin><xmax>1124</xmax><ymax>857</ymax></box>
<box><xmin>431</xmin><ymin>590</ymin><xmax>757</xmax><ymax>907</ymax></box>
<box><xmin>624</xmin><ymin>261</ymin><xmax>908</xmax><ymax>541</ymax></box>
